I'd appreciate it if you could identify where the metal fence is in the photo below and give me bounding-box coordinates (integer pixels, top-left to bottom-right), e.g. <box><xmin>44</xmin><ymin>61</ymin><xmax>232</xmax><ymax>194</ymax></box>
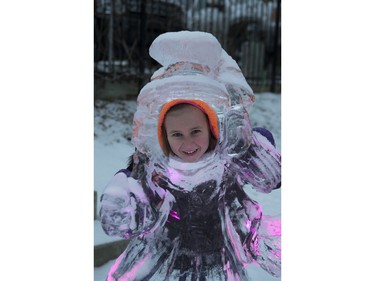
<box><xmin>94</xmin><ymin>0</ymin><xmax>281</xmax><ymax>96</ymax></box>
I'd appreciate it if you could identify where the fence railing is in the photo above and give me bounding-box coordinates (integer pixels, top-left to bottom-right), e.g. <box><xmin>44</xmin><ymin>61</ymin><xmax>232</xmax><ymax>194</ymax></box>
<box><xmin>94</xmin><ymin>0</ymin><xmax>281</xmax><ymax>95</ymax></box>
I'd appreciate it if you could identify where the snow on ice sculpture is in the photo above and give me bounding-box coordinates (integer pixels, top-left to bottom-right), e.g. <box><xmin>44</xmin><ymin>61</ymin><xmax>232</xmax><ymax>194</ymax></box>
<box><xmin>100</xmin><ymin>30</ymin><xmax>281</xmax><ymax>281</ymax></box>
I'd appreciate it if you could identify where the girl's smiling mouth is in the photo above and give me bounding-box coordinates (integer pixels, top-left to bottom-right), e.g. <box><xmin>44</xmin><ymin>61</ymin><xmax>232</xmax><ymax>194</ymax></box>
<box><xmin>183</xmin><ymin>148</ymin><xmax>199</xmax><ymax>155</ymax></box>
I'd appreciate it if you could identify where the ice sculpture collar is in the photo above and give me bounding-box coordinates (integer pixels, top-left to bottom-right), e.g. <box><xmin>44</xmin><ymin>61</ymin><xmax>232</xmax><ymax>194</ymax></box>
<box><xmin>168</xmin><ymin>151</ymin><xmax>217</xmax><ymax>171</ymax></box>
<box><xmin>165</xmin><ymin>152</ymin><xmax>225</xmax><ymax>192</ymax></box>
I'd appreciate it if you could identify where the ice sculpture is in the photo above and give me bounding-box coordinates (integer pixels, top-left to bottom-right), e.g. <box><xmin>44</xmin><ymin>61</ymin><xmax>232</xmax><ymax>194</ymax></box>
<box><xmin>100</xmin><ymin>31</ymin><xmax>281</xmax><ymax>281</ymax></box>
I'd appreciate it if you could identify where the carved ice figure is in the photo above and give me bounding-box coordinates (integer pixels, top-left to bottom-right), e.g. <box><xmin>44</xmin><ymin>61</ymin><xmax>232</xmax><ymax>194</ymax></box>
<box><xmin>100</xmin><ymin>31</ymin><xmax>281</xmax><ymax>281</ymax></box>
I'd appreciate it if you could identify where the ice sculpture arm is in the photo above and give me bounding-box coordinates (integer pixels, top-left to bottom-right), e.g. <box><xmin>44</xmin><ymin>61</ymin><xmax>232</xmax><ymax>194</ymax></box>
<box><xmin>228</xmin><ymin>184</ymin><xmax>281</xmax><ymax>277</ymax></box>
<box><xmin>241</xmin><ymin>208</ymin><xmax>281</xmax><ymax>277</ymax></box>
<box><xmin>233</xmin><ymin>128</ymin><xmax>281</xmax><ymax>193</ymax></box>
<box><xmin>100</xmin><ymin>171</ymin><xmax>163</xmax><ymax>239</ymax></box>
<box><xmin>249</xmin><ymin>215</ymin><xmax>281</xmax><ymax>278</ymax></box>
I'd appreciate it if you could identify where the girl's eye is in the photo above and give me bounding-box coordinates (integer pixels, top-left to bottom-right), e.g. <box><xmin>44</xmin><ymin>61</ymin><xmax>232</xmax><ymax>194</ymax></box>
<box><xmin>191</xmin><ymin>130</ymin><xmax>201</xmax><ymax>135</ymax></box>
<box><xmin>171</xmin><ymin>132</ymin><xmax>182</xmax><ymax>137</ymax></box>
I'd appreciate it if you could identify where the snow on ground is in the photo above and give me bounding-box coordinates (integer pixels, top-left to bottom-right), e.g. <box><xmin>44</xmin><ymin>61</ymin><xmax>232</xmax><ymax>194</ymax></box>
<box><xmin>94</xmin><ymin>92</ymin><xmax>281</xmax><ymax>280</ymax></box>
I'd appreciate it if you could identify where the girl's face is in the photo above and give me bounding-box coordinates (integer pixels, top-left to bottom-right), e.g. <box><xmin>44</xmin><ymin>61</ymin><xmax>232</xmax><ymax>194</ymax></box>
<box><xmin>164</xmin><ymin>105</ymin><xmax>210</xmax><ymax>163</ymax></box>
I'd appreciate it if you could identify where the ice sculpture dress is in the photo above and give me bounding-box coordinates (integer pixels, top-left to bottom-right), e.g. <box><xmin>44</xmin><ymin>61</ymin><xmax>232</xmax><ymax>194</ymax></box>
<box><xmin>100</xmin><ymin>31</ymin><xmax>281</xmax><ymax>281</ymax></box>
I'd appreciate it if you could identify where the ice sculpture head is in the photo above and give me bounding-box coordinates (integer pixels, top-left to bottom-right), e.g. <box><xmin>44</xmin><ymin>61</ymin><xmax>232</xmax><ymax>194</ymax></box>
<box><xmin>158</xmin><ymin>101</ymin><xmax>218</xmax><ymax>162</ymax></box>
<box><xmin>131</xmin><ymin>31</ymin><xmax>256</xmax><ymax>162</ymax></box>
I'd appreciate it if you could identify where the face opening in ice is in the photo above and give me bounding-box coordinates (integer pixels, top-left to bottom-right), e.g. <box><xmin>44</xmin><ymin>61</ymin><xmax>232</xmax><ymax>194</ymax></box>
<box><xmin>159</xmin><ymin>102</ymin><xmax>218</xmax><ymax>163</ymax></box>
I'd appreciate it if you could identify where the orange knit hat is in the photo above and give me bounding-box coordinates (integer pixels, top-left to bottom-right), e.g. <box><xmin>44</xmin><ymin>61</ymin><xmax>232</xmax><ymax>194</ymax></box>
<box><xmin>157</xmin><ymin>99</ymin><xmax>219</xmax><ymax>155</ymax></box>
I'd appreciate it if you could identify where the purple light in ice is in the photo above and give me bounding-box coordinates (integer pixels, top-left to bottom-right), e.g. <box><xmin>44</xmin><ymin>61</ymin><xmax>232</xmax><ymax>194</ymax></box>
<box><xmin>167</xmin><ymin>167</ymin><xmax>181</xmax><ymax>182</ymax></box>
<box><xmin>262</xmin><ymin>217</ymin><xmax>281</xmax><ymax>236</ymax></box>
<box><xmin>245</xmin><ymin>219</ymin><xmax>251</xmax><ymax>232</ymax></box>
<box><xmin>107</xmin><ymin>253</ymin><xmax>151</xmax><ymax>280</ymax></box>
<box><xmin>169</xmin><ymin>209</ymin><xmax>180</xmax><ymax>220</ymax></box>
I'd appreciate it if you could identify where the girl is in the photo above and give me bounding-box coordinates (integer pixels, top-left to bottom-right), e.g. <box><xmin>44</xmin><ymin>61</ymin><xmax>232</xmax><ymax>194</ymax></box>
<box><xmin>100</xmin><ymin>31</ymin><xmax>281</xmax><ymax>281</ymax></box>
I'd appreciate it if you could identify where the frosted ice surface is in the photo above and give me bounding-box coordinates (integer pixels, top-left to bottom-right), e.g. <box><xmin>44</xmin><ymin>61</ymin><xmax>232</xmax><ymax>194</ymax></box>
<box><xmin>149</xmin><ymin>30</ymin><xmax>222</xmax><ymax>69</ymax></box>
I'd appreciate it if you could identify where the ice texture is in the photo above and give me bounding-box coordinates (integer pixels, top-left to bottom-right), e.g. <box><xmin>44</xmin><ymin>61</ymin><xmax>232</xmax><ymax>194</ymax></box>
<box><xmin>100</xmin><ymin>31</ymin><xmax>281</xmax><ymax>280</ymax></box>
<box><xmin>149</xmin><ymin>31</ymin><xmax>222</xmax><ymax>71</ymax></box>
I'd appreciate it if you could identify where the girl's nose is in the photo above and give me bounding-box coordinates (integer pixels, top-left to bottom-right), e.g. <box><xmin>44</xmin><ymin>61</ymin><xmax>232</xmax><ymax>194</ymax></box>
<box><xmin>182</xmin><ymin>136</ymin><xmax>195</xmax><ymax>147</ymax></box>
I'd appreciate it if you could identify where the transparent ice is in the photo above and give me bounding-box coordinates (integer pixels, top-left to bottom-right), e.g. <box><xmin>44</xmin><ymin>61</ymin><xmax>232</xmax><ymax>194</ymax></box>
<box><xmin>100</xmin><ymin>31</ymin><xmax>281</xmax><ymax>281</ymax></box>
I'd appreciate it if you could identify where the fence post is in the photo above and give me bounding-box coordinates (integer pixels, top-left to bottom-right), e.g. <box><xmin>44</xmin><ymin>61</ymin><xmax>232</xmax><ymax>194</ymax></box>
<box><xmin>94</xmin><ymin>190</ymin><xmax>97</xmax><ymax>220</ymax></box>
<box><xmin>271</xmin><ymin>0</ymin><xmax>281</xmax><ymax>93</ymax></box>
<box><xmin>108</xmin><ymin>0</ymin><xmax>114</xmax><ymax>73</ymax></box>
<box><xmin>138</xmin><ymin>0</ymin><xmax>147</xmax><ymax>91</ymax></box>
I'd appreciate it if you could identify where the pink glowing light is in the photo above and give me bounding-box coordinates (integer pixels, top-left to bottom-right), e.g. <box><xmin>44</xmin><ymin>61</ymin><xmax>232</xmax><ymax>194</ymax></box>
<box><xmin>169</xmin><ymin>209</ymin><xmax>181</xmax><ymax>220</ymax></box>
<box><xmin>167</xmin><ymin>167</ymin><xmax>182</xmax><ymax>182</ymax></box>
<box><xmin>122</xmin><ymin>254</ymin><xmax>151</xmax><ymax>280</ymax></box>
<box><xmin>106</xmin><ymin>252</ymin><xmax>125</xmax><ymax>281</ymax></box>
<box><xmin>262</xmin><ymin>216</ymin><xmax>281</xmax><ymax>236</ymax></box>
<box><xmin>107</xmin><ymin>253</ymin><xmax>152</xmax><ymax>280</ymax></box>
<box><xmin>245</xmin><ymin>219</ymin><xmax>251</xmax><ymax>232</ymax></box>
